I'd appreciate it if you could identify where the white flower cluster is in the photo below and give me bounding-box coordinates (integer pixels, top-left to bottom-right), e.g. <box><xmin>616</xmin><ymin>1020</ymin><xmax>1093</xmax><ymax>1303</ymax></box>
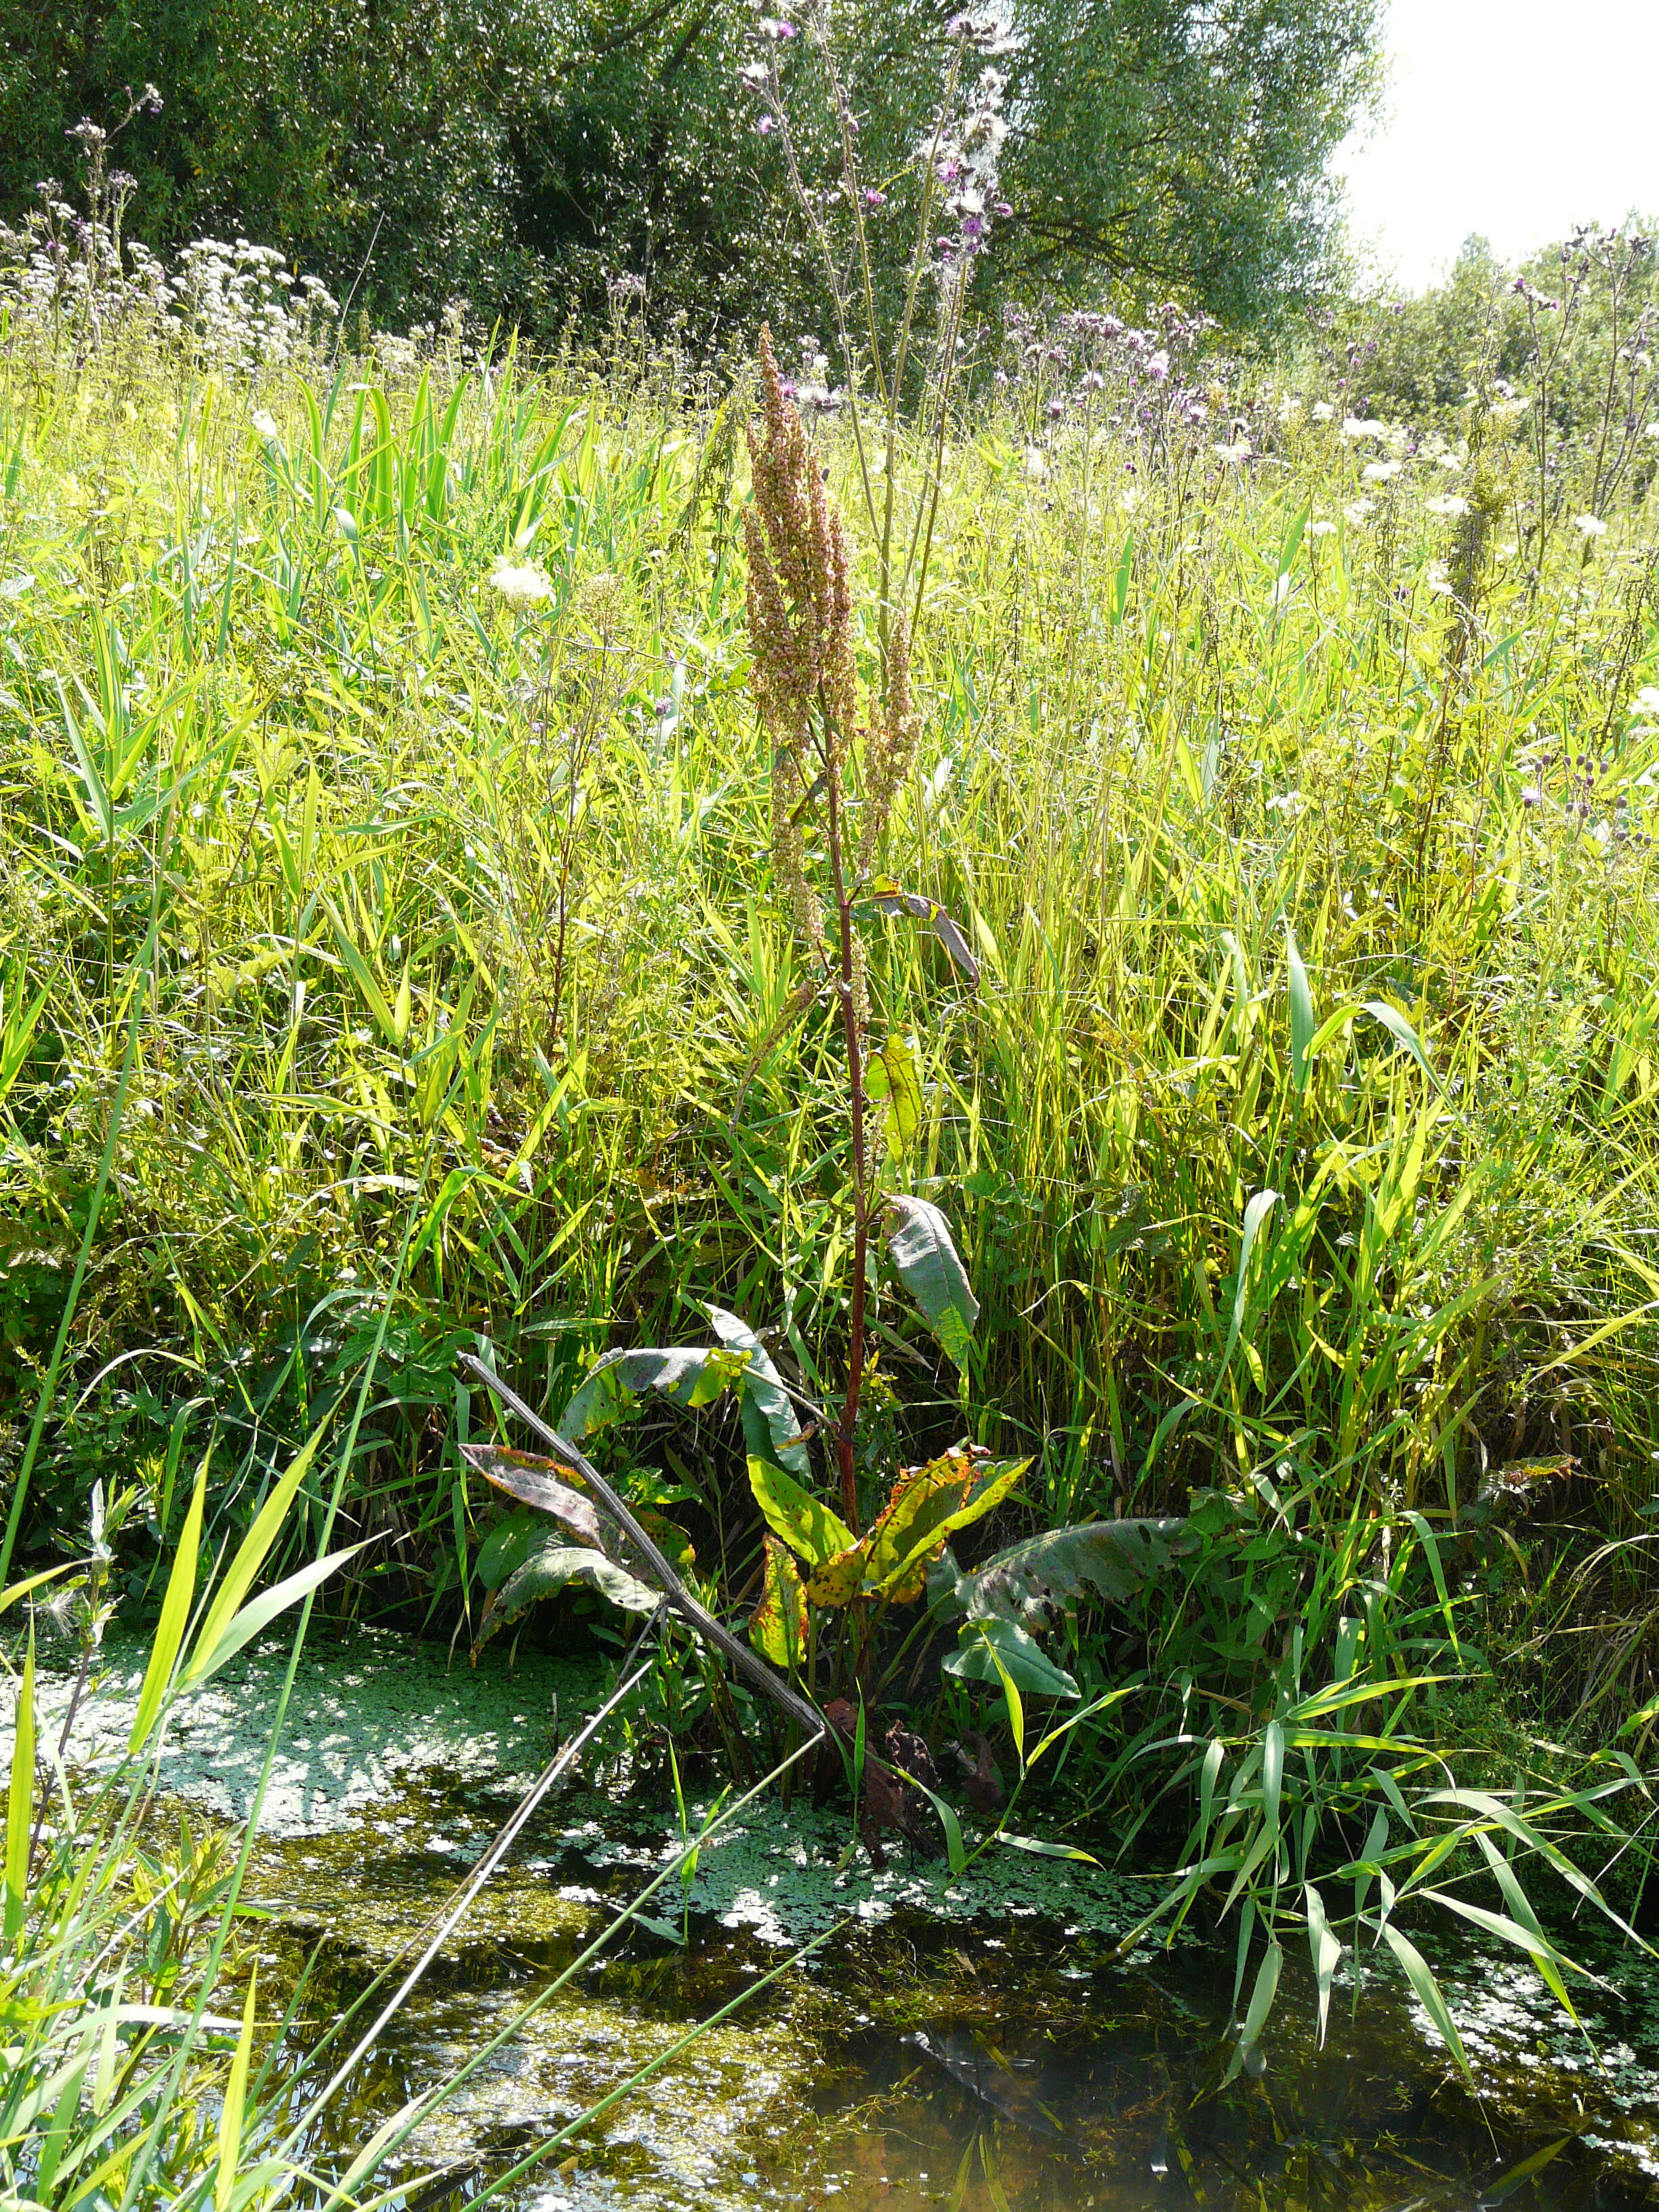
<box><xmin>0</xmin><ymin>191</ymin><xmax>339</xmax><ymax>371</ymax></box>
<box><xmin>173</xmin><ymin>239</ymin><xmax>338</xmax><ymax>370</ymax></box>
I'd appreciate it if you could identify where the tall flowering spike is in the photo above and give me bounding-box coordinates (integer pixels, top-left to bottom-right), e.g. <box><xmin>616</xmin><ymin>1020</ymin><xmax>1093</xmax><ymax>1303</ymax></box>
<box><xmin>745</xmin><ymin>325</ymin><xmax>863</xmax><ymax>952</ymax></box>
<box><xmin>744</xmin><ymin>326</ymin><xmax>858</xmax><ymax>754</ymax></box>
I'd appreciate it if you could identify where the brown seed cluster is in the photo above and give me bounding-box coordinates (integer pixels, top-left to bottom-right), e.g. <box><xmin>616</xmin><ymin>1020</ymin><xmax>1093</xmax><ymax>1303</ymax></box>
<box><xmin>743</xmin><ymin>327</ymin><xmax>921</xmax><ymax>948</ymax></box>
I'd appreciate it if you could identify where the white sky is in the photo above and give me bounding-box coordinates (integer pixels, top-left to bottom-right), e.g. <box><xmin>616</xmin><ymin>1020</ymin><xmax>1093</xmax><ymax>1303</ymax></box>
<box><xmin>1338</xmin><ymin>0</ymin><xmax>1659</xmax><ymax>291</ymax></box>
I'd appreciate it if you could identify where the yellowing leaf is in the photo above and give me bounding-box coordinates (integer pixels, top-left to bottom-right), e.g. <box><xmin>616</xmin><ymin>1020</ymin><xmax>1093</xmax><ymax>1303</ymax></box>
<box><xmin>746</xmin><ymin>1456</ymin><xmax>856</xmax><ymax>1570</ymax></box>
<box><xmin>750</xmin><ymin>1536</ymin><xmax>808</xmax><ymax>1668</ymax></box>
<box><xmin>864</xmin><ymin>1033</ymin><xmax>922</xmax><ymax>1158</ymax></box>
<box><xmin>804</xmin><ymin>1540</ymin><xmax>870</xmax><ymax>1607</ymax></box>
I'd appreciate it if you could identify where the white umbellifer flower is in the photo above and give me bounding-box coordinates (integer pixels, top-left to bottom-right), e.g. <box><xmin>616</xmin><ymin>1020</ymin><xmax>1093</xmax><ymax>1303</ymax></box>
<box><xmin>1345</xmin><ymin>498</ymin><xmax>1376</xmax><ymax>523</ymax></box>
<box><xmin>1311</xmin><ymin>401</ymin><xmax>1334</xmax><ymax>422</ymax></box>
<box><xmin>1425</xmin><ymin>559</ymin><xmax>1454</xmax><ymax>596</ymax></box>
<box><xmin>1424</xmin><ymin>493</ymin><xmax>1471</xmax><ymax>518</ymax></box>
<box><xmin>1307</xmin><ymin>519</ymin><xmax>1337</xmax><ymax>537</ymax></box>
<box><xmin>251</xmin><ymin>408</ymin><xmax>279</xmax><ymax>441</ymax></box>
<box><xmin>1361</xmin><ymin>459</ymin><xmax>1401</xmax><ymax>483</ymax></box>
<box><xmin>1574</xmin><ymin>513</ymin><xmax>1608</xmax><ymax>538</ymax></box>
<box><xmin>1633</xmin><ymin>685</ymin><xmax>1659</xmax><ymax>714</ymax></box>
<box><xmin>1277</xmin><ymin>395</ymin><xmax>1303</xmax><ymax>424</ymax></box>
<box><xmin>1023</xmin><ymin>446</ymin><xmax>1048</xmax><ymax>481</ymax></box>
<box><xmin>1265</xmin><ymin>790</ymin><xmax>1307</xmax><ymax>818</ymax></box>
<box><xmin>489</xmin><ymin>558</ymin><xmax>554</xmax><ymax>608</ymax></box>
<box><xmin>1645</xmin><ymin>422</ymin><xmax>1659</xmax><ymax>439</ymax></box>
<box><xmin>1212</xmin><ymin>440</ymin><xmax>1252</xmax><ymax>463</ymax></box>
<box><xmin>1341</xmin><ymin>415</ymin><xmax>1387</xmax><ymax>441</ymax></box>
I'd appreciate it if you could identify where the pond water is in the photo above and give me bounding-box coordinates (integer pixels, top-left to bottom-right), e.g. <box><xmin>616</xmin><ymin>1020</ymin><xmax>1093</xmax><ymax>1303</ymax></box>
<box><xmin>20</xmin><ymin>1625</ymin><xmax>1659</xmax><ymax>2211</ymax></box>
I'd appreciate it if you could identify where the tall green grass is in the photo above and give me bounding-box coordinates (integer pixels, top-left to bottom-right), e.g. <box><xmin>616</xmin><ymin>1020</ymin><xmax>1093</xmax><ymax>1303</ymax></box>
<box><xmin>2</xmin><ymin>313</ymin><xmax>1658</xmax><ymax>1764</ymax></box>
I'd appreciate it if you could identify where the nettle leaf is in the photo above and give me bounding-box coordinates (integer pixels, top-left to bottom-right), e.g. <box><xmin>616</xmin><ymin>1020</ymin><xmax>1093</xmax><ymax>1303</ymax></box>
<box><xmin>884</xmin><ymin>1195</ymin><xmax>979</xmax><ymax>1368</ymax></box>
<box><xmin>943</xmin><ymin>1616</ymin><xmax>1079</xmax><ymax>1699</ymax></box>
<box><xmin>706</xmin><ymin>1305</ymin><xmax>811</xmax><ymax>1477</ymax></box>
<box><xmin>863</xmin><ymin>1451</ymin><xmax>1030</xmax><ymax>1602</ymax></box>
<box><xmin>746</xmin><ymin>1456</ymin><xmax>857</xmax><ymax>1570</ymax></box>
<box><xmin>750</xmin><ymin>1536</ymin><xmax>808</xmax><ymax>1668</ymax></box>
<box><xmin>864</xmin><ymin>1033</ymin><xmax>923</xmax><ymax>1159</ymax></box>
<box><xmin>472</xmin><ymin>1542</ymin><xmax>659</xmax><ymax>1658</ymax></box>
<box><xmin>463</xmin><ymin>1444</ymin><xmax>605</xmax><ymax>1553</ymax></box>
<box><xmin>866</xmin><ymin>877</ymin><xmax>981</xmax><ymax>987</ymax></box>
<box><xmin>941</xmin><ymin>1517</ymin><xmax>1189</xmax><ymax>1628</ymax></box>
<box><xmin>560</xmin><ymin>1345</ymin><xmax>745</xmax><ymax>1438</ymax></box>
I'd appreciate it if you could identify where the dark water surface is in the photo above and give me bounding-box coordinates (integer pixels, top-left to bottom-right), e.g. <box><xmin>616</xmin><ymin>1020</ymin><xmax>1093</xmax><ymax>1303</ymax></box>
<box><xmin>254</xmin><ymin>1767</ymin><xmax>1659</xmax><ymax>2212</ymax></box>
<box><xmin>23</xmin><ymin>1626</ymin><xmax>1656</xmax><ymax>2210</ymax></box>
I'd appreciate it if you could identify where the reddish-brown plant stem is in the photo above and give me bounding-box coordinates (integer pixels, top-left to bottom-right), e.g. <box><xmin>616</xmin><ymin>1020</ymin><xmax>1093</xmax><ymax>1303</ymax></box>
<box><xmin>821</xmin><ymin>711</ymin><xmax>867</xmax><ymax>1539</ymax></box>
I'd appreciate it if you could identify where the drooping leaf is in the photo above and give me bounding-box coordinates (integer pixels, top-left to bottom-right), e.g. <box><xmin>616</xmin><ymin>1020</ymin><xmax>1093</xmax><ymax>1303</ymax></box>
<box><xmin>464</xmin><ymin>1443</ymin><xmax>606</xmax><ymax>1551</ymax></box>
<box><xmin>474</xmin><ymin>1504</ymin><xmax>569</xmax><ymax>1592</ymax></box>
<box><xmin>934</xmin><ymin>1516</ymin><xmax>1188</xmax><ymax>1628</ymax></box>
<box><xmin>943</xmin><ymin>1616</ymin><xmax>1080</xmax><ymax>1699</ymax></box>
<box><xmin>472</xmin><ymin>1541</ymin><xmax>659</xmax><ymax>1657</ymax></box>
<box><xmin>747</xmin><ymin>1456</ymin><xmax>856</xmax><ymax>1570</ymax></box>
<box><xmin>1361</xmin><ymin>1000</ymin><xmax>1441</xmax><ymax>1092</ymax></box>
<box><xmin>1225</xmin><ymin>1939</ymin><xmax>1282</xmax><ymax>2085</ymax></box>
<box><xmin>707</xmin><ymin>1305</ymin><xmax>811</xmax><ymax>1477</ymax></box>
<box><xmin>864</xmin><ymin>1033</ymin><xmax>924</xmax><ymax>1158</ymax></box>
<box><xmin>867</xmin><ymin>877</ymin><xmax>981</xmax><ymax>987</ymax></box>
<box><xmin>885</xmin><ymin>1195</ymin><xmax>979</xmax><ymax>1368</ymax></box>
<box><xmin>1220</xmin><ymin>1189</ymin><xmax>1279</xmax><ymax>1382</ymax></box>
<box><xmin>1286</xmin><ymin>926</ymin><xmax>1315</xmax><ymax>1094</ymax></box>
<box><xmin>1305</xmin><ymin>1882</ymin><xmax>1342</xmax><ymax>2047</ymax></box>
<box><xmin>750</xmin><ymin>1536</ymin><xmax>808</xmax><ymax>1669</ymax></box>
<box><xmin>1382</xmin><ymin>1923</ymin><xmax>1472</xmax><ymax>2082</ymax></box>
<box><xmin>561</xmin><ymin>1345</ymin><xmax>746</xmax><ymax>1437</ymax></box>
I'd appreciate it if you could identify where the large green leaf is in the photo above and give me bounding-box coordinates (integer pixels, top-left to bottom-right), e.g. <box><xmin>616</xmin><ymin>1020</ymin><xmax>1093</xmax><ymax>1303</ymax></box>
<box><xmin>930</xmin><ymin>1516</ymin><xmax>1188</xmax><ymax>1628</ymax></box>
<box><xmin>884</xmin><ymin>1195</ymin><xmax>978</xmax><ymax>1367</ymax></box>
<box><xmin>707</xmin><ymin>1305</ymin><xmax>811</xmax><ymax>1477</ymax></box>
<box><xmin>472</xmin><ymin>1540</ymin><xmax>659</xmax><ymax>1656</ymax></box>
<box><xmin>942</xmin><ymin>1616</ymin><xmax>1079</xmax><ymax>1699</ymax></box>
<box><xmin>560</xmin><ymin>1345</ymin><xmax>745</xmax><ymax>1437</ymax></box>
<box><xmin>464</xmin><ymin>1443</ymin><xmax>607</xmax><ymax>1553</ymax></box>
<box><xmin>746</xmin><ymin>1456</ymin><xmax>856</xmax><ymax>1570</ymax></box>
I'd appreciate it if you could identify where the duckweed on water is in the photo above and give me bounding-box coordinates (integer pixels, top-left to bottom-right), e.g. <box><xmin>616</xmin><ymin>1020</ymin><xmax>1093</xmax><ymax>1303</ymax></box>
<box><xmin>22</xmin><ymin>1626</ymin><xmax>1659</xmax><ymax>2207</ymax></box>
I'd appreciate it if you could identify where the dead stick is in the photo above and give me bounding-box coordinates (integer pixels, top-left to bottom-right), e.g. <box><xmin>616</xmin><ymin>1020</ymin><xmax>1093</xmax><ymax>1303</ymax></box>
<box><xmin>458</xmin><ymin>1352</ymin><xmax>826</xmax><ymax>1742</ymax></box>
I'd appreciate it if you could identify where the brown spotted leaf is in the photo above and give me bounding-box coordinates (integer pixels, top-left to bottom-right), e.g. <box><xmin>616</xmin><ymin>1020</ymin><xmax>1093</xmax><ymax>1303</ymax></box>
<box><xmin>750</xmin><ymin>1535</ymin><xmax>809</xmax><ymax>1668</ymax></box>
<box><xmin>803</xmin><ymin>1540</ymin><xmax>870</xmax><ymax>1609</ymax></box>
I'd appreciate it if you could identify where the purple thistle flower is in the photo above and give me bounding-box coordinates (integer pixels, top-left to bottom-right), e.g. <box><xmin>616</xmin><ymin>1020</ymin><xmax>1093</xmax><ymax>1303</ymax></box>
<box><xmin>863</xmin><ymin>188</ymin><xmax>885</xmax><ymax>208</ymax></box>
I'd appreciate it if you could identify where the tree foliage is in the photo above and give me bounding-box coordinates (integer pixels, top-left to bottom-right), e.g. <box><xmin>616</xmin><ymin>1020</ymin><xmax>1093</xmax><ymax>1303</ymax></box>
<box><xmin>0</xmin><ymin>0</ymin><xmax>1382</xmax><ymax>335</ymax></box>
